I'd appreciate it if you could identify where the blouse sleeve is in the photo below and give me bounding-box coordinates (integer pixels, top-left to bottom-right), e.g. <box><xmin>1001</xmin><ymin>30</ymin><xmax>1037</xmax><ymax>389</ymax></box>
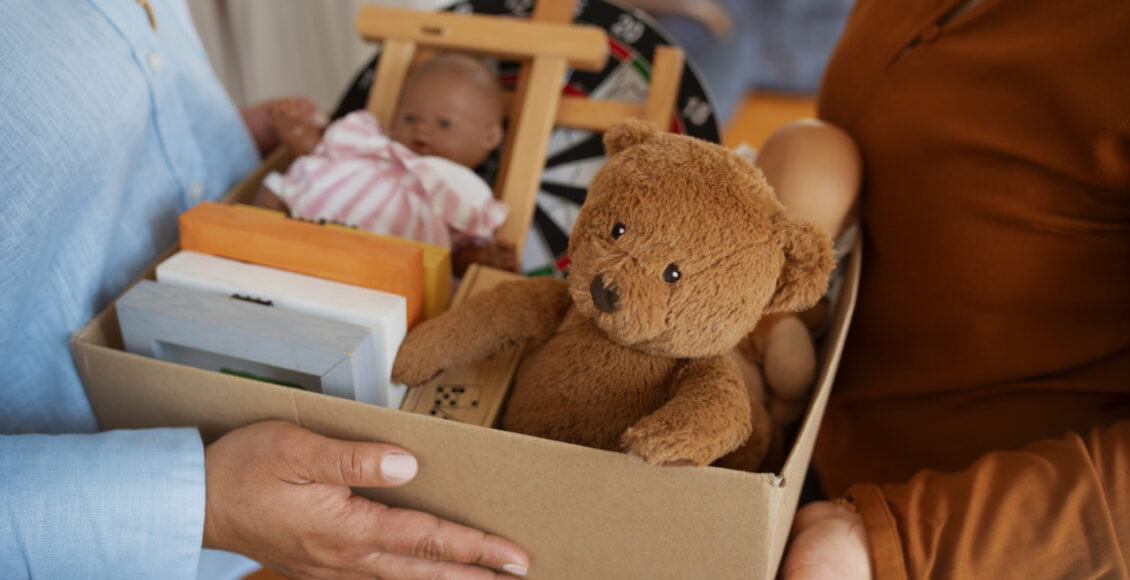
<box><xmin>850</xmin><ymin>420</ymin><xmax>1130</xmax><ymax>579</ymax></box>
<box><xmin>0</xmin><ymin>429</ymin><xmax>207</xmax><ymax>580</ymax></box>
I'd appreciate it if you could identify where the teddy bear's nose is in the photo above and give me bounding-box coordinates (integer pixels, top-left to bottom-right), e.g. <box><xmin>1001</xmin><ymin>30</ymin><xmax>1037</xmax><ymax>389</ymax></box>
<box><xmin>590</xmin><ymin>274</ymin><xmax>620</xmax><ymax>313</ymax></box>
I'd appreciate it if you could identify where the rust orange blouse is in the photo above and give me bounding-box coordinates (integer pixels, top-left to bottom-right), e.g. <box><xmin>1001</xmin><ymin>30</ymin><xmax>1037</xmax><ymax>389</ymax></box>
<box><xmin>813</xmin><ymin>0</ymin><xmax>1130</xmax><ymax>577</ymax></box>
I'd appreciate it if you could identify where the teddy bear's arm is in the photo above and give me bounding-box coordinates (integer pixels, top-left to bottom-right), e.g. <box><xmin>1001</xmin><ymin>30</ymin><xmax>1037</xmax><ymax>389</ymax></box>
<box><xmin>620</xmin><ymin>355</ymin><xmax>754</xmax><ymax>466</ymax></box>
<box><xmin>391</xmin><ymin>277</ymin><xmax>572</xmax><ymax>386</ymax></box>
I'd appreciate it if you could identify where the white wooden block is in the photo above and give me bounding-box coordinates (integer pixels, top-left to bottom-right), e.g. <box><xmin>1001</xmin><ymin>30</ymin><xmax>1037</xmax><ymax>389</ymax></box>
<box><xmin>155</xmin><ymin>251</ymin><xmax>408</xmax><ymax>407</ymax></box>
<box><xmin>118</xmin><ymin>280</ymin><xmax>380</xmax><ymax>402</ymax></box>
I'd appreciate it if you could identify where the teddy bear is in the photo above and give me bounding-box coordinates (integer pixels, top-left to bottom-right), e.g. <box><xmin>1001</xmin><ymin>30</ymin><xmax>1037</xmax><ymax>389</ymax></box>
<box><xmin>391</xmin><ymin>118</ymin><xmax>834</xmax><ymax>468</ymax></box>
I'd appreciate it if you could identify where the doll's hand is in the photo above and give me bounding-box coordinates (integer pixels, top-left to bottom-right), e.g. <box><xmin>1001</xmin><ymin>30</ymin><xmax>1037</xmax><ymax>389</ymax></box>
<box><xmin>240</xmin><ymin>97</ymin><xmax>327</xmax><ymax>157</ymax></box>
<box><xmin>267</xmin><ymin>98</ymin><xmax>330</xmax><ymax>157</ymax></box>
<box><xmin>453</xmin><ymin>241</ymin><xmax>519</xmax><ymax>277</ymax></box>
<box><xmin>204</xmin><ymin>421</ymin><xmax>529</xmax><ymax>579</ymax></box>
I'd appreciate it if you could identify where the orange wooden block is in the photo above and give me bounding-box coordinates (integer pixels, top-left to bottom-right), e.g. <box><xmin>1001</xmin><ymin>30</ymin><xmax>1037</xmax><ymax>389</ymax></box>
<box><xmin>178</xmin><ymin>202</ymin><xmax>425</xmax><ymax>328</ymax></box>
<box><xmin>236</xmin><ymin>204</ymin><xmax>452</xmax><ymax>321</ymax></box>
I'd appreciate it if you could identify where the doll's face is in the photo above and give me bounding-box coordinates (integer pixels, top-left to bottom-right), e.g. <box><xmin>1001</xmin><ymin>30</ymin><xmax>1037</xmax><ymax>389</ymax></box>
<box><xmin>390</xmin><ymin>66</ymin><xmax>504</xmax><ymax>169</ymax></box>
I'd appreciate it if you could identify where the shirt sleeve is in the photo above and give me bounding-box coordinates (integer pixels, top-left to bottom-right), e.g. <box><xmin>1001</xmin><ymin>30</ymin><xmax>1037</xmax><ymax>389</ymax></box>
<box><xmin>0</xmin><ymin>428</ymin><xmax>207</xmax><ymax>580</ymax></box>
<box><xmin>849</xmin><ymin>420</ymin><xmax>1130</xmax><ymax>579</ymax></box>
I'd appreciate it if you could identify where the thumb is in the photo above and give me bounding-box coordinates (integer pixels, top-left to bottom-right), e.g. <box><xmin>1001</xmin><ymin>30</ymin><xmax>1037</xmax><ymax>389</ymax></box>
<box><xmin>286</xmin><ymin>426</ymin><xmax>419</xmax><ymax>488</ymax></box>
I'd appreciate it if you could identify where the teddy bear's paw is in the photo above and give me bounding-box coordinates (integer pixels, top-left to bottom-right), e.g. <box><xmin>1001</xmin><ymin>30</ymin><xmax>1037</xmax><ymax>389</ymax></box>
<box><xmin>620</xmin><ymin>422</ymin><xmax>718</xmax><ymax>467</ymax></box>
<box><xmin>390</xmin><ymin>356</ymin><xmax>444</xmax><ymax>387</ymax></box>
<box><xmin>390</xmin><ymin>320</ymin><xmax>462</xmax><ymax>386</ymax></box>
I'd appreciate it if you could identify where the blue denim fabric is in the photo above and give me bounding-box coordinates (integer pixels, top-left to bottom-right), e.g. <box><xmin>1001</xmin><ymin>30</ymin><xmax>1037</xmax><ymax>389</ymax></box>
<box><xmin>653</xmin><ymin>0</ymin><xmax>854</xmax><ymax>123</ymax></box>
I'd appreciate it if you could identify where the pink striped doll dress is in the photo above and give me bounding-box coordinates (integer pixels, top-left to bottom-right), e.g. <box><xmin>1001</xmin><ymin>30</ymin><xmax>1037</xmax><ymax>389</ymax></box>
<box><xmin>263</xmin><ymin>110</ymin><xmax>509</xmax><ymax>249</ymax></box>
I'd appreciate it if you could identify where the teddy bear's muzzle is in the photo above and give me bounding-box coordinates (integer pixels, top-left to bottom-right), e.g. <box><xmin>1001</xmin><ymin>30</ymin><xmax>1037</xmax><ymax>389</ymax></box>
<box><xmin>590</xmin><ymin>274</ymin><xmax>621</xmax><ymax>313</ymax></box>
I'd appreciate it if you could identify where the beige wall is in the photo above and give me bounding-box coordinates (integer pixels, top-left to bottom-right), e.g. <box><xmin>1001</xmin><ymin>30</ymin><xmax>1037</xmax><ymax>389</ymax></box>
<box><xmin>188</xmin><ymin>0</ymin><xmax>452</xmax><ymax>110</ymax></box>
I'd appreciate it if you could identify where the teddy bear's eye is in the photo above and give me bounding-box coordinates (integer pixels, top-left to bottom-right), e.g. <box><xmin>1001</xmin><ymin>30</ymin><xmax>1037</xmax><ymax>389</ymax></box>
<box><xmin>662</xmin><ymin>264</ymin><xmax>681</xmax><ymax>283</ymax></box>
<box><xmin>611</xmin><ymin>223</ymin><xmax>626</xmax><ymax>240</ymax></box>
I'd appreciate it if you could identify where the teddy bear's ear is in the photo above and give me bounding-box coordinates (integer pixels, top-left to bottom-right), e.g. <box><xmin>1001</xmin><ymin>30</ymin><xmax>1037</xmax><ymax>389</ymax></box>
<box><xmin>764</xmin><ymin>213</ymin><xmax>836</xmax><ymax>314</ymax></box>
<box><xmin>603</xmin><ymin>118</ymin><xmax>661</xmax><ymax>156</ymax></box>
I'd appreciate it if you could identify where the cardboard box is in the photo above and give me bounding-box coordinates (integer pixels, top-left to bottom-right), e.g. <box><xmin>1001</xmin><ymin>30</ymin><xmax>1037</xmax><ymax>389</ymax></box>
<box><xmin>71</xmin><ymin>150</ymin><xmax>861</xmax><ymax>579</ymax></box>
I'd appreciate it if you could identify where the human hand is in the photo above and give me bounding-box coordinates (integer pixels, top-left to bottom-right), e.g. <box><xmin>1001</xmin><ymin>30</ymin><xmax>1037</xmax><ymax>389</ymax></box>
<box><xmin>624</xmin><ymin>0</ymin><xmax>734</xmax><ymax>38</ymax></box>
<box><xmin>241</xmin><ymin>97</ymin><xmax>329</xmax><ymax>157</ymax></box>
<box><xmin>203</xmin><ymin>421</ymin><xmax>529</xmax><ymax>579</ymax></box>
<box><xmin>780</xmin><ymin>500</ymin><xmax>872</xmax><ymax>580</ymax></box>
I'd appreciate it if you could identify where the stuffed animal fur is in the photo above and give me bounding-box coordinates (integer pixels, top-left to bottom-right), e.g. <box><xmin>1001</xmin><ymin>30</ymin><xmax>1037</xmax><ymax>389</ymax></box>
<box><xmin>392</xmin><ymin>119</ymin><xmax>834</xmax><ymax>468</ymax></box>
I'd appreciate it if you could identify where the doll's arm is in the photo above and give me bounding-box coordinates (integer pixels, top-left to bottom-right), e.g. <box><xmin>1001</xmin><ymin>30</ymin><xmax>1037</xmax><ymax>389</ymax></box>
<box><xmin>621</xmin><ymin>355</ymin><xmax>753</xmax><ymax>466</ymax></box>
<box><xmin>754</xmin><ymin>119</ymin><xmax>861</xmax><ymax>240</ymax></box>
<box><xmin>252</xmin><ymin>186</ymin><xmax>289</xmax><ymax>213</ymax></box>
<box><xmin>451</xmin><ymin>240</ymin><xmax>518</xmax><ymax>276</ymax></box>
<box><xmin>391</xmin><ymin>277</ymin><xmax>572</xmax><ymax>386</ymax></box>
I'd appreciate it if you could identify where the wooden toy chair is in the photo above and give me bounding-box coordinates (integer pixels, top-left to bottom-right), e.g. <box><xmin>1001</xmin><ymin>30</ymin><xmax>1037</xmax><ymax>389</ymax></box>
<box><xmin>354</xmin><ymin>0</ymin><xmax>685</xmax><ymax>261</ymax></box>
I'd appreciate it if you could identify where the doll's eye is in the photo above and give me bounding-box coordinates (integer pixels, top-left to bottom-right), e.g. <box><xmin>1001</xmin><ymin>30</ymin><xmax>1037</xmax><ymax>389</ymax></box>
<box><xmin>402</xmin><ymin>114</ymin><xmax>418</xmax><ymax>124</ymax></box>
<box><xmin>439</xmin><ymin>119</ymin><xmax>452</xmax><ymax>129</ymax></box>
<box><xmin>662</xmin><ymin>264</ymin><xmax>681</xmax><ymax>283</ymax></box>
<box><xmin>611</xmin><ymin>223</ymin><xmax>626</xmax><ymax>240</ymax></box>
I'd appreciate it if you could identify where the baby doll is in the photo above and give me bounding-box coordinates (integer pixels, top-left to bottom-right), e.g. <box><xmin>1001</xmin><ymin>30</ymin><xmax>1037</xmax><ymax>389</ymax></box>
<box><xmin>254</xmin><ymin>54</ymin><xmax>517</xmax><ymax>275</ymax></box>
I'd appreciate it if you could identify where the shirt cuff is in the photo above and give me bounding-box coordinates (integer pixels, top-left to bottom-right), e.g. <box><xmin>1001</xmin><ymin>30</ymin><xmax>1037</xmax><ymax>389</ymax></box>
<box><xmin>847</xmin><ymin>482</ymin><xmax>908</xmax><ymax>580</ymax></box>
<box><xmin>0</xmin><ymin>428</ymin><xmax>206</xmax><ymax>580</ymax></box>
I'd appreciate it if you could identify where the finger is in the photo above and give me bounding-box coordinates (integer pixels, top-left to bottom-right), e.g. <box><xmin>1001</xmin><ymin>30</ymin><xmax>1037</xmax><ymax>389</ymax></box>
<box><xmin>790</xmin><ymin>501</ymin><xmax>835</xmax><ymax>537</ymax></box>
<box><xmin>359</xmin><ymin>552</ymin><xmax>516</xmax><ymax>580</ymax></box>
<box><xmin>284</xmin><ymin>427</ymin><xmax>419</xmax><ymax>488</ymax></box>
<box><xmin>790</xmin><ymin>500</ymin><xmax>858</xmax><ymax>539</ymax></box>
<box><xmin>359</xmin><ymin>504</ymin><xmax>529</xmax><ymax>576</ymax></box>
<box><xmin>309</xmin><ymin>108</ymin><xmax>330</xmax><ymax>129</ymax></box>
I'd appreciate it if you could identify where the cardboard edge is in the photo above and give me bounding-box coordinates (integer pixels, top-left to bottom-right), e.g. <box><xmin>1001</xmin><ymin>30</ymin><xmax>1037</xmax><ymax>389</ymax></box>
<box><xmin>763</xmin><ymin>234</ymin><xmax>863</xmax><ymax>576</ymax></box>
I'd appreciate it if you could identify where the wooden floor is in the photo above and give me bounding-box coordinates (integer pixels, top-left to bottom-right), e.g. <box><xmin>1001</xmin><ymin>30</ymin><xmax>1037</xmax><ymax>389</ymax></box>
<box><xmin>723</xmin><ymin>91</ymin><xmax>817</xmax><ymax>150</ymax></box>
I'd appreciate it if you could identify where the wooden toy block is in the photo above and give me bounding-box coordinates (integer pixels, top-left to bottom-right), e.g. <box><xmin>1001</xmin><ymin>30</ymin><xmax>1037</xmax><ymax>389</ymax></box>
<box><xmin>399</xmin><ymin>263</ymin><xmax>527</xmax><ymax>426</ymax></box>
<box><xmin>117</xmin><ymin>280</ymin><xmax>379</xmax><ymax>402</ymax></box>
<box><xmin>178</xmin><ymin>201</ymin><xmax>425</xmax><ymax>328</ymax></box>
<box><xmin>236</xmin><ymin>204</ymin><xmax>452</xmax><ymax>320</ymax></box>
<box><xmin>156</xmin><ymin>250</ymin><xmax>409</xmax><ymax>408</ymax></box>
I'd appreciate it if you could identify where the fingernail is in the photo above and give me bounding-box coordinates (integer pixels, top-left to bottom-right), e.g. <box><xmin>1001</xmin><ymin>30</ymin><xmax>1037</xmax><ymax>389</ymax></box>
<box><xmin>380</xmin><ymin>454</ymin><xmax>418</xmax><ymax>482</ymax></box>
<box><xmin>503</xmin><ymin>563</ymin><xmax>528</xmax><ymax>576</ymax></box>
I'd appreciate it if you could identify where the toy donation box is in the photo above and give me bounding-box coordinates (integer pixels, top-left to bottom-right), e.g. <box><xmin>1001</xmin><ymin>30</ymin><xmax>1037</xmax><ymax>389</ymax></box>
<box><xmin>70</xmin><ymin>2</ymin><xmax>861</xmax><ymax>579</ymax></box>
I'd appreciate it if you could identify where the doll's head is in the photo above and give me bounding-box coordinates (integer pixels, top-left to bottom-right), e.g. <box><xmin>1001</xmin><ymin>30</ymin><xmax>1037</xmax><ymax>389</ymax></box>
<box><xmin>390</xmin><ymin>54</ymin><xmax>505</xmax><ymax>169</ymax></box>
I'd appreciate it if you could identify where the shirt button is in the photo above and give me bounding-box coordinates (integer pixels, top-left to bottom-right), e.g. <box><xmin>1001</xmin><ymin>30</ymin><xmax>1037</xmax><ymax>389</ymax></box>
<box><xmin>188</xmin><ymin>182</ymin><xmax>205</xmax><ymax>200</ymax></box>
<box><xmin>148</xmin><ymin>51</ymin><xmax>164</xmax><ymax>72</ymax></box>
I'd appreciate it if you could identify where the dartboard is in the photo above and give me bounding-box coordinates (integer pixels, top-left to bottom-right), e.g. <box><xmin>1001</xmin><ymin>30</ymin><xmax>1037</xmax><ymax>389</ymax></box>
<box><xmin>332</xmin><ymin>0</ymin><xmax>721</xmax><ymax>277</ymax></box>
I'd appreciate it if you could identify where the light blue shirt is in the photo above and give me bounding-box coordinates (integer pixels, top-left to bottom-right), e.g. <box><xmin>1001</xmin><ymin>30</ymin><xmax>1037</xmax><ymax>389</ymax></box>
<box><xmin>1</xmin><ymin>0</ymin><xmax>260</xmax><ymax>577</ymax></box>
